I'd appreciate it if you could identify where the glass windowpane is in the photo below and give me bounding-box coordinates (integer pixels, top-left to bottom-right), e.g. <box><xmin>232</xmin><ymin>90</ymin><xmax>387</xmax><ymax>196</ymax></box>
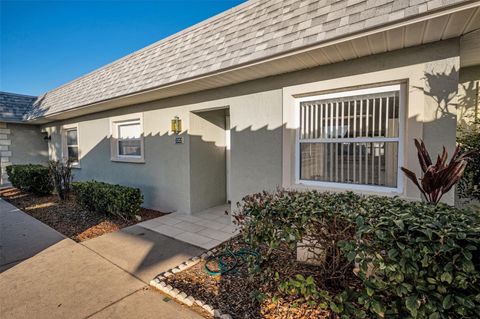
<box><xmin>118</xmin><ymin>140</ymin><xmax>141</xmax><ymax>156</ymax></box>
<box><xmin>118</xmin><ymin>123</ymin><xmax>141</xmax><ymax>139</ymax></box>
<box><xmin>67</xmin><ymin>146</ymin><xmax>79</xmax><ymax>162</ymax></box>
<box><xmin>67</xmin><ymin>129</ymin><xmax>77</xmax><ymax>146</ymax></box>
<box><xmin>300</xmin><ymin>91</ymin><xmax>399</xmax><ymax>140</ymax></box>
<box><xmin>300</xmin><ymin>142</ymin><xmax>398</xmax><ymax>188</ymax></box>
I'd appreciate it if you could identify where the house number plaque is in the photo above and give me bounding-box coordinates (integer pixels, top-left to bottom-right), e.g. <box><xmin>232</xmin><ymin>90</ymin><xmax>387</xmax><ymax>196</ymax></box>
<box><xmin>175</xmin><ymin>136</ymin><xmax>184</xmax><ymax>144</ymax></box>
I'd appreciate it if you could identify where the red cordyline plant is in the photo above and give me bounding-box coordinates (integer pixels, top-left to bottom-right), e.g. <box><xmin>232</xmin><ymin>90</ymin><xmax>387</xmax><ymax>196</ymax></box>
<box><xmin>401</xmin><ymin>139</ymin><xmax>478</xmax><ymax>204</ymax></box>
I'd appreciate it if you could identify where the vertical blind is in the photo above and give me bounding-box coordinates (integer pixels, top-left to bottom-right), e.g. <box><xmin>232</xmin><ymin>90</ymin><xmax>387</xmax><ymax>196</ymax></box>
<box><xmin>299</xmin><ymin>90</ymin><xmax>400</xmax><ymax>187</ymax></box>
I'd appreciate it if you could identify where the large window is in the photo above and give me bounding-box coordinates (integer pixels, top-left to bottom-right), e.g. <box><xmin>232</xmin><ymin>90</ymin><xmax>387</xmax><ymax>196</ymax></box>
<box><xmin>110</xmin><ymin>114</ymin><xmax>144</xmax><ymax>163</ymax></box>
<box><xmin>62</xmin><ymin>124</ymin><xmax>80</xmax><ymax>166</ymax></box>
<box><xmin>296</xmin><ymin>84</ymin><xmax>404</xmax><ymax>191</ymax></box>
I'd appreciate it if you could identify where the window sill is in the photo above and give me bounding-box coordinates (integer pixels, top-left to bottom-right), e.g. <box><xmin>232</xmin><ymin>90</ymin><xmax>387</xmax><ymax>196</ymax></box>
<box><xmin>111</xmin><ymin>157</ymin><xmax>145</xmax><ymax>164</ymax></box>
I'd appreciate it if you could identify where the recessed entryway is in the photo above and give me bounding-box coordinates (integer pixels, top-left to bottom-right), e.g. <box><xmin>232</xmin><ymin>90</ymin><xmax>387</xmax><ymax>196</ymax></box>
<box><xmin>189</xmin><ymin>107</ymin><xmax>230</xmax><ymax>213</ymax></box>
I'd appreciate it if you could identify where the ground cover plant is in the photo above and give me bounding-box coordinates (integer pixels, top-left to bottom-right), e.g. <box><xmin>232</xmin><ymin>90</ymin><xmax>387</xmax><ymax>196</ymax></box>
<box><xmin>163</xmin><ymin>190</ymin><xmax>480</xmax><ymax>319</ymax></box>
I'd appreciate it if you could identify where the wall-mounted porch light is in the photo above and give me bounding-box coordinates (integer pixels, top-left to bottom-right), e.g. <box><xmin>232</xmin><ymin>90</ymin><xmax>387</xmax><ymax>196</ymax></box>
<box><xmin>171</xmin><ymin>116</ymin><xmax>182</xmax><ymax>135</ymax></box>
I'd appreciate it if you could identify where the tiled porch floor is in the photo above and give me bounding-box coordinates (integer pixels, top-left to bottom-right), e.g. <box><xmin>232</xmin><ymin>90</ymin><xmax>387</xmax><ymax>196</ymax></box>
<box><xmin>137</xmin><ymin>204</ymin><xmax>238</xmax><ymax>250</ymax></box>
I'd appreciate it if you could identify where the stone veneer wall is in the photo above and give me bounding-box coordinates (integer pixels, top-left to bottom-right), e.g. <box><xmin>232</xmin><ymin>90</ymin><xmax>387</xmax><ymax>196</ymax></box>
<box><xmin>0</xmin><ymin>122</ymin><xmax>12</xmax><ymax>185</ymax></box>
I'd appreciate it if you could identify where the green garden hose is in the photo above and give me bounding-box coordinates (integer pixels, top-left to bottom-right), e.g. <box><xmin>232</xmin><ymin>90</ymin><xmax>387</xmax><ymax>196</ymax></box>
<box><xmin>204</xmin><ymin>247</ymin><xmax>260</xmax><ymax>276</ymax></box>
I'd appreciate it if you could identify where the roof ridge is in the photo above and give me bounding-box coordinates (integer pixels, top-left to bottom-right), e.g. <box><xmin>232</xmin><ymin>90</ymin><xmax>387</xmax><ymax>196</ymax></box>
<box><xmin>39</xmin><ymin>0</ymin><xmax>257</xmax><ymax>98</ymax></box>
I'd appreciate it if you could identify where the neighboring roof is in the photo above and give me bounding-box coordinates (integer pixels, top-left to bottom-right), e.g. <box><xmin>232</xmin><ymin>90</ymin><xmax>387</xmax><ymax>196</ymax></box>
<box><xmin>25</xmin><ymin>0</ymin><xmax>475</xmax><ymax>120</ymax></box>
<box><xmin>0</xmin><ymin>92</ymin><xmax>37</xmax><ymax>123</ymax></box>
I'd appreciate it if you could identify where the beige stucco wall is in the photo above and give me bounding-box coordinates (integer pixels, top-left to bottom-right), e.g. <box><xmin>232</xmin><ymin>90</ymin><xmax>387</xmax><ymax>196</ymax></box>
<box><xmin>43</xmin><ymin>38</ymin><xmax>461</xmax><ymax>211</ymax></box>
<box><xmin>43</xmin><ymin>86</ymin><xmax>283</xmax><ymax>213</ymax></box>
<box><xmin>0</xmin><ymin>122</ymin><xmax>48</xmax><ymax>184</ymax></box>
<box><xmin>457</xmin><ymin>65</ymin><xmax>480</xmax><ymax>128</ymax></box>
<box><xmin>9</xmin><ymin>123</ymin><xmax>49</xmax><ymax>165</ymax></box>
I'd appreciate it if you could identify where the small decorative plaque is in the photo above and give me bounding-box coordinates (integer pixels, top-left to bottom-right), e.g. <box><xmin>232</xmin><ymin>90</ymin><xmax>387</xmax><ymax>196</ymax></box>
<box><xmin>175</xmin><ymin>136</ymin><xmax>184</xmax><ymax>144</ymax></box>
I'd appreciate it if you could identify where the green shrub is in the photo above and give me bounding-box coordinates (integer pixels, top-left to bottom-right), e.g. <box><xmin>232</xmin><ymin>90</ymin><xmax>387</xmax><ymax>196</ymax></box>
<box><xmin>342</xmin><ymin>195</ymin><xmax>480</xmax><ymax>318</ymax></box>
<box><xmin>237</xmin><ymin>190</ymin><xmax>358</xmax><ymax>279</ymax></box>
<box><xmin>458</xmin><ymin>120</ymin><xmax>480</xmax><ymax>201</ymax></box>
<box><xmin>236</xmin><ymin>190</ymin><xmax>480</xmax><ymax>318</ymax></box>
<box><xmin>5</xmin><ymin>164</ymin><xmax>53</xmax><ymax>195</ymax></box>
<box><xmin>72</xmin><ymin>180</ymin><xmax>143</xmax><ymax>219</ymax></box>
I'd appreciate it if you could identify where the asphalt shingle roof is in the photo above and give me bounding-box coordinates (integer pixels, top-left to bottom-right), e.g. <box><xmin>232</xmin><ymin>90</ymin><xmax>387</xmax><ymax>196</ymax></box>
<box><xmin>0</xmin><ymin>92</ymin><xmax>37</xmax><ymax>123</ymax></box>
<box><xmin>26</xmin><ymin>0</ymin><xmax>468</xmax><ymax>119</ymax></box>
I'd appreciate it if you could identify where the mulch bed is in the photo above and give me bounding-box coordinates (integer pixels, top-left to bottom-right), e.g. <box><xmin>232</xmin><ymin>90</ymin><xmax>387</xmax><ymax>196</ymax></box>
<box><xmin>0</xmin><ymin>187</ymin><xmax>167</xmax><ymax>242</ymax></box>
<box><xmin>162</xmin><ymin>236</ymin><xmax>355</xmax><ymax>319</ymax></box>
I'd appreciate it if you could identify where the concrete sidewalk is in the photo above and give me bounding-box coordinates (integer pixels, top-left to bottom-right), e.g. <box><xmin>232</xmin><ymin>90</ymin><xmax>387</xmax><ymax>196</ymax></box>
<box><xmin>0</xmin><ymin>199</ymin><xmax>205</xmax><ymax>319</ymax></box>
<box><xmin>83</xmin><ymin>224</ymin><xmax>204</xmax><ymax>282</ymax></box>
<box><xmin>0</xmin><ymin>198</ymin><xmax>65</xmax><ymax>272</ymax></box>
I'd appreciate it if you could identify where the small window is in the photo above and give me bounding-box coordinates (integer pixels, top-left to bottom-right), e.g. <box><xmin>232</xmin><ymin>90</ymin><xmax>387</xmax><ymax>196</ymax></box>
<box><xmin>62</xmin><ymin>125</ymin><xmax>80</xmax><ymax>166</ymax></box>
<box><xmin>66</xmin><ymin>128</ymin><xmax>79</xmax><ymax>163</ymax></box>
<box><xmin>296</xmin><ymin>84</ymin><xmax>404</xmax><ymax>191</ymax></box>
<box><xmin>117</xmin><ymin>121</ymin><xmax>142</xmax><ymax>157</ymax></box>
<box><xmin>110</xmin><ymin>114</ymin><xmax>144</xmax><ymax>163</ymax></box>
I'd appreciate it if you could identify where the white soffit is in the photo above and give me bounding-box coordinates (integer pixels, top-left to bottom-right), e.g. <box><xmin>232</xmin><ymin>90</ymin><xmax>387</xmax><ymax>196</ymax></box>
<box><xmin>36</xmin><ymin>4</ymin><xmax>480</xmax><ymax>123</ymax></box>
<box><xmin>460</xmin><ymin>28</ymin><xmax>480</xmax><ymax>67</ymax></box>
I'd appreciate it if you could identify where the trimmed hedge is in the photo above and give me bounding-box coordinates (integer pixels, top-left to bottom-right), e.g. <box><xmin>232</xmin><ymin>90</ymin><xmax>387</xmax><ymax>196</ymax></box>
<box><xmin>6</xmin><ymin>164</ymin><xmax>53</xmax><ymax>195</ymax></box>
<box><xmin>237</xmin><ymin>191</ymin><xmax>480</xmax><ymax>318</ymax></box>
<box><xmin>72</xmin><ymin>180</ymin><xmax>143</xmax><ymax>219</ymax></box>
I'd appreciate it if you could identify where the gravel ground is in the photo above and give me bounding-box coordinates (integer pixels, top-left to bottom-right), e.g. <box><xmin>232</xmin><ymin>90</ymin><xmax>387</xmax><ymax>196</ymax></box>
<box><xmin>0</xmin><ymin>187</ymin><xmax>166</xmax><ymax>242</ymax></box>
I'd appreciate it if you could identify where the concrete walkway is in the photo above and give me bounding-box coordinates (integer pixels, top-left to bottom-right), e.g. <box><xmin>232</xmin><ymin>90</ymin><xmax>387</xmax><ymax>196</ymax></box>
<box><xmin>0</xmin><ymin>199</ymin><xmax>205</xmax><ymax>319</ymax></box>
<box><xmin>139</xmin><ymin>204</ymin><xmax>239</xmax><ymax>249</ymax></box>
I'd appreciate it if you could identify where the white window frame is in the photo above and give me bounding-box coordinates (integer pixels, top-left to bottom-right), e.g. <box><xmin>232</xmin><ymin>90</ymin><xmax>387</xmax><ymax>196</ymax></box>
<box><xmin>110</xmin><ymin>113</ymin><xmax>145</xmax><ymax>163</ymax></box>
<box><xmin>61</xmin><ymin>123</ymin><xmax>80</xmax><ymax>168</ymax></box>
<box><xmin>294</xmin><ymin>84</ymin><xmax>405</xmax><ymax>193</ymax></box>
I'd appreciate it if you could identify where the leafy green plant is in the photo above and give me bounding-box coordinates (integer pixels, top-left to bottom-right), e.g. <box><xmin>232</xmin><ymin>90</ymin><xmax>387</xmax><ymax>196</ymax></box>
<box><xmin>6</xmin><ymin>164</ymin><xmax>53</xmax><ymax>195</ymax></box>
<box><xmin>48</xmin><ymin>160</ymin><xmax>73</xmax><ymax>200</ymax></box>
<box><xmin>277</xmin><ymin>273</ymin><xmax>322</xmax><ymax>303</ymax></box>
<box><xmin>457</xmin><ymin>119</ymin><xmax>480</xmax><ymax>201</ymax></box>
<box><xmin>72</xmin><ymin>180</ymin><xmax>143</xmax><ymax>219</ymax></box>
<box><xmin>341</xmin><ymin>195</ymin><xmax>480</xmax><ymax>318</ymax></box>
<box><xmin>237</xmin><ymin>190</ymin><xmax>480</xmax><ymax>318</ymax></box>
<box><xmin>401</xmin><ymin>138</ymin><xmax>478</xmax><ymax>204</ymax></box>
<box><xmin>236</xmin><ymin>190</ymin><xmax>357</xmax><ymax>284</ymax></box>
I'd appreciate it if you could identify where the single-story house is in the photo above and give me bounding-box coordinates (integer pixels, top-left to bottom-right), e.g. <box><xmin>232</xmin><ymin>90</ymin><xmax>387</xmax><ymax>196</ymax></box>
<box><xmin>1</xmin><ymin>0</ymin><xmax>479</xmax><ymax>213</ymax></box>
